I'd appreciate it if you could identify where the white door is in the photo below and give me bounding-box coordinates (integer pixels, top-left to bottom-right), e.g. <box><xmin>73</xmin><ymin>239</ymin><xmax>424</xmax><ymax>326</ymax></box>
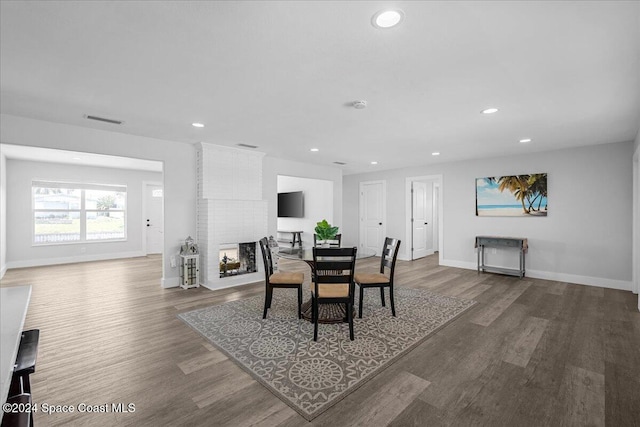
<box><xmin>144</xmin><ymin>183</ymin><xmax>163</xmax><ymax>255</ymax></box>
<box><xmin>412</xmin><ymin>181</ymin><xmax>428</xmax><ymax>259</ymax></box>
<box><xmin>433</xmin><ymin>183</ymin><xmax>440</xmax><ymax>252</ymax></box>
<box><xmin>360</xmin><ymin>181</ymin><xmax>386</xmax><ymax>255</ymax></box>
<box><xmin>412</xmin><ymin>181</ymin><xmax>435</xmax><ymax>259</ymax></box>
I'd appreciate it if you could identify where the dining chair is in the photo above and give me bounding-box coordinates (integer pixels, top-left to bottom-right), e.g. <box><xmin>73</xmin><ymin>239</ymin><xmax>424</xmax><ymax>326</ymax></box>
<box><xmin>354</xmin><ymin>237</ymin><xmax>401</xmax><ymax>318</ymax></box>
<box><xmin>313</xmin><ymin>233</ymin><xmax>342</xmax><ymax>248</ymax></box>
<box><xmin>259</xmin><ymin>237</ymin><xmax>304</xmax><ymax>319</ymax></box>
<box><xmin>311</xmin><ymin>246</ymin><xmax>358</xmax><ymax>341</ymax></box>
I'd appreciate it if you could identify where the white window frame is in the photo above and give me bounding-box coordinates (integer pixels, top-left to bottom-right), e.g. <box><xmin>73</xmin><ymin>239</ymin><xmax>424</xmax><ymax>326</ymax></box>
<box><xmin>32</xmin><ymin>180</ymin><xmax>127</xmax><ymax>245</ymax></box>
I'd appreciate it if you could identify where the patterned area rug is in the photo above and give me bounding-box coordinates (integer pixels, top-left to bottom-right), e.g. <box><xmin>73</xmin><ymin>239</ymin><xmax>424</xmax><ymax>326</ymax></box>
<box><xmin>178</xmin><ymin>288</ymin><xmax>476</xmax><ymax>421</ymax></box>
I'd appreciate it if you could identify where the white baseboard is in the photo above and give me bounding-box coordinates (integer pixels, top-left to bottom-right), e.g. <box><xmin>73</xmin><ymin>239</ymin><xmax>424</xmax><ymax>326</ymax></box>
<box><xmin>161</xmin><ymin>276</ymin><xmax>180</xmax><ymax>288</ymax></box>
<box><xmin>6</xmin><ymin>251</ymin><xmax>146</xmax><ymax>269</ymax></box>
<box><xmin>440</xmin><ymin>258</ymin><xmax>632</xmax><ymax>291</ymax></box>
<box><xmin>202</xmin><ymin>273</ymin><xmax>262</xmax><ymax>291</ymax></box>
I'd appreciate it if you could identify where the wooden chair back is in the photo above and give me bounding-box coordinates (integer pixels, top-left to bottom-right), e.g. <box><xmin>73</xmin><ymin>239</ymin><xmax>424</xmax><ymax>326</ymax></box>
<box><xmin>312</xmin><ymin>247</ymin><xmax>357</xmax><ymax>294</ymax></box>
<box><xmin>379</xmin><ymin>237</ymin><xmax>401</xmax><ymax>279</ymax></box>
<box><xmin>258</xmin><ymin>237</ymin><xmax>274</xmax><ymax>279</ymax></box>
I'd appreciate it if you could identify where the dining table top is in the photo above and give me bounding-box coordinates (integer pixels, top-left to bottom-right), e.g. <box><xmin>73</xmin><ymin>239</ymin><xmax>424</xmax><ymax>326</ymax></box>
<box><xmin>276</xmin><ymin>246</ymin><xmax>376</xmax><ymax>262</ymax></box>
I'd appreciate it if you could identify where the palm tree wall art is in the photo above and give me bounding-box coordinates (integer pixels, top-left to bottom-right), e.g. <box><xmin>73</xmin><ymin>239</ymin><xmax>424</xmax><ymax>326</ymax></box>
<box><xmin>476</xmin><ymin>173</ymin><xmax>548</xmax><ymax>216</ymax></box>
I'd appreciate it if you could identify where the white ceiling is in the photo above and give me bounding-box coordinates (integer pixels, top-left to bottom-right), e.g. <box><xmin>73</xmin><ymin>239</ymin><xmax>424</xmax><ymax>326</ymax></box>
<box><xmin>1</xmin><ymin>1</ymin><xmax>639</xmax><ymax>175</ymax></box>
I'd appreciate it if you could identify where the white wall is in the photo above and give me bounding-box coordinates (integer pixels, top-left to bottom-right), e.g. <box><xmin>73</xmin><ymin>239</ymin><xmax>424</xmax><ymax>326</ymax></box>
<box><xmin>264</xmin><ymin>157</ymin><xmax>342</xmax><ymax>246</ymax></box>
<box><xmin>0</xmin><ymin>114</ymin><xmax>196</xmax><ymax>287</ymax></box>
<box><xmin>343</xmin><ymin>141</ymin><xmax>634</xmax><ymax>290</ymax></box>
<box><xmin>277</xmin><ymin>175</ymin><xmax>334</xmax><ymax>247</ymax></box>
<box><xmin>5</xmin><ymin>159</ymin><xmax>161</xmax><ymax>267</ymax></box>
<box><xmin>0</xmin><ymin>151</ymin><xmax>6</xmax><ymax>278</ymax></box>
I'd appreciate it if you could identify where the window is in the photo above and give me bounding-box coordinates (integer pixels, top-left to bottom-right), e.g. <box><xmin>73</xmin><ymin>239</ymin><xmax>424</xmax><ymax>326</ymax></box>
<box><xmin>33</xmin><ymin>181</ymin><xmax>127</xmax><ymax>244</ymax></box>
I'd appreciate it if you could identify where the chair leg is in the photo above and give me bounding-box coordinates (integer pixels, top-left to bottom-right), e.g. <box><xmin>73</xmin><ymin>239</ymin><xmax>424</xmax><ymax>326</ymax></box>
<box><xmin>380</xmin><ymin>287</ymin><xmax>386</xmax><ymax>307</ymax></box>
<box><xmin>389</xmin><ymin>285</ymin><xmax>396</xmax><ymax>317</ymax></box>
<box><xmin>313</xmin><ymin>297</ymin><xmax>319</xmax><ymax>341</ymax></box>
<box><xmin>358</xmin><ymin>285</ymin><xmax>364</xmax><ymax>318</ymax></box>
<box><xmin>347</xmin><ymin>302</ymin><xmax>354</xmax><ymax>341</ymax></box>
<box><xmin>297</xmin><ymin>286</ymin><xmax>302</xmax><ymax>319</ymax></box>
<box><xmin>263</xmin><ymin>287</ymin><xmax>272</xmax><ymax>319</ymax></box>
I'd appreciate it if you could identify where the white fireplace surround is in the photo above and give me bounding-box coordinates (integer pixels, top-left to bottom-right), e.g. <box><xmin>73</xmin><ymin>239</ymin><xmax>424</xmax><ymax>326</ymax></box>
<box><xmin>197</xmin><ymin>143</ymin><xmax>267</xmax><ymax>289</ymax></box>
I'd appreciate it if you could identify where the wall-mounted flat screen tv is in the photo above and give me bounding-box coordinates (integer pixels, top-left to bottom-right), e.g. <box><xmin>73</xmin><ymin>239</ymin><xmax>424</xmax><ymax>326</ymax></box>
<box><xmin>278</xmin><ymin>191</ymin><xmax>304</xmax><ymax>218</ymax></box>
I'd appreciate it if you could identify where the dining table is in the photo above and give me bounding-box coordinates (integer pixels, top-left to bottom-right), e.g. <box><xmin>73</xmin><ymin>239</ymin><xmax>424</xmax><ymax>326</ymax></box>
<box><xmin>276</xmin><ymin>246</ymin><xmax>376</xmax><ymax>323</ymax></box>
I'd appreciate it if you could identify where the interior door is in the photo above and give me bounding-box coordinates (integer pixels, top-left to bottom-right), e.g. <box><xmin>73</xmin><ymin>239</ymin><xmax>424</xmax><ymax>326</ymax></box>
<box><xmin>360</xmin><ymin>181</ymin><xmax>386</xmax><ymax>255</ymax></box>
<box><xmin>412</xmin><ymin>181</ymin><xmax>429</xmax><ymax>259</ymax></box>
<box><xmin>411</xmin><ymin>180</ymin><xmax>435</xmax><ymax>260</ymax></box>
<box><xmin>145</xmin><ymin>183</ymin><xmax>163</xmax><ymax>255</ymax></box>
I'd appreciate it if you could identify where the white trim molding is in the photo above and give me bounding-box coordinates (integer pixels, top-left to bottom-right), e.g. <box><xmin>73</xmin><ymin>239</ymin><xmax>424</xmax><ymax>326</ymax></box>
<box><xmin>632</xmin><ymin>144</ymin><xmax>639</xmax><ymax>311</ymax></box>
<box><xmin>440</xmin><ymin>258</ymin><xmax>632</xmax><ymax>291</ymax></box>
<box><xmin>6</xmin><ymin>251</ymin><xmax>146</xmax><ymax>269</ymax></box>
<box><xmin>161</xmin><ymin>276</ymin><xmax>179</xmax><ymax>288</ymax></box>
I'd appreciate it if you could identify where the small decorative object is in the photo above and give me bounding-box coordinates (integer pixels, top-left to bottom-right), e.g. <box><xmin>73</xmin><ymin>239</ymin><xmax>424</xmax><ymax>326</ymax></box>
<box><xmin>180</xmin><ymin>236</ymin><xmax>200</xmax><ymax>289</ymax></box>
<box><xmin>315</xmin><ymin>219</ymin><xmax>339</xmax><ymax>245</ymax></box>
<box><xmin>180</xmin><ymin>236</ymin><xmax>199</xmax><ymax>255</ymax></box>
<box><xmin>475</xmin><ymin>173</ymin><xmax>548</xmax><ymax>217</ymax></box>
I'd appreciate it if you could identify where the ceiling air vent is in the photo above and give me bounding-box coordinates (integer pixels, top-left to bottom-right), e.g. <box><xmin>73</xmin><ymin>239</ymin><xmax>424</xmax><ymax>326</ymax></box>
<box><xmin>84</xmin><ymin>115</ymin><xmax>123</xmax><ymax>125</ymax></box>
<box><xmin>333</xmin><ymin>161</ymin><xmax>347</xmax><ymax>165</ymax></box>
<box><xmin>237</xmin><ymin>143</ymin><xmax>259</xmax><ymax>149</ymax></box>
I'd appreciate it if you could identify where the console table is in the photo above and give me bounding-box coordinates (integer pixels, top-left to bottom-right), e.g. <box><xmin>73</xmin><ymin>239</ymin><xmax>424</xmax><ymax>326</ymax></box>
<box><xmin>476</xmin><ymin>236</ymin><xmax>528</xmax><ymax>278</ymax></box>
<box><xmin>277</xmin><ymin>230</ymin><xmax>303</xmax><ymax>249</ymax></box>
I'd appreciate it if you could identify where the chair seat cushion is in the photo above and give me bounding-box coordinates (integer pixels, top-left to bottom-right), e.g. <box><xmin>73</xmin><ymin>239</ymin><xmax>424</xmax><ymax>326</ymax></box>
<box><xmin>310</xmin><ymin>282</ymin><xmax>349</xmax><ymax>298</ymax></box>
<box><xmin>270</xmin><ymin>271</ymin><xmax>304</xmax><ymax>285</ymax></box>
<box><xmin>354</xmin><ymin>272</ymin><xmax>390</xmax><ymax>284</ymax></box>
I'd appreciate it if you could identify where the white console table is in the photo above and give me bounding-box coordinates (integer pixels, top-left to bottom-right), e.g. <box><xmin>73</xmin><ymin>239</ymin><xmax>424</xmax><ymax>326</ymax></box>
<box><xmin>0</xmin><ymin>285</ymin><xmax>32</xmax><ymax>421</ymax></box>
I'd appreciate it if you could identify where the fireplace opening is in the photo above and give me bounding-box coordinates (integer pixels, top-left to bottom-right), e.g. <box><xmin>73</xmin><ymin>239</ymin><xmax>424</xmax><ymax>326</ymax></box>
<box><xmin>219</xmin><ymin>242</ymin><xmax>257</xmax><ymax>278</ymax></box>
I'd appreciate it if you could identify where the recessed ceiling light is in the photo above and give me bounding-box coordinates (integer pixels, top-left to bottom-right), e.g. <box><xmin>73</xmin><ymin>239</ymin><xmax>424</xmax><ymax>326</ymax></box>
<box><xmin>481</xmin><ymin>108</ymin><xmax>499</xmax><ymax>114</ymax></box>
<box><xmin>72</xmin><ymin>156</ymin><xmax>82</xmax><ymax>160</ymax></box>
<box><xmin>371</xmin><ymin>161</ymin><xmax>378</xmax><ymax>165</ymax></box>
<box><xmin>432</xmin><ymin>152</ymin><xmax>440</xmax><ymax>156</ymax></box>
<box><xmin>192</xmin><ymin>122</ymin><xmax>205</xmax><ymax>128</ymax></box>
<box><xmin>353</xmin><ymin>100</ymin><xmax>367</xmax><ymax>109</ymax></box>
<box><xmin>310</xmin><ymin>148</ymin><xmax>319</xmax><ymax>152</ymax></box>
<box><xmin>519</xmin><ymin>138</ymin><xmax>532</xmax><ymax>143</ymax></box>
<box><xmin>372</xmin><ymin>9</ymin><xmax>404</xmax><ymax>28</ymax></box>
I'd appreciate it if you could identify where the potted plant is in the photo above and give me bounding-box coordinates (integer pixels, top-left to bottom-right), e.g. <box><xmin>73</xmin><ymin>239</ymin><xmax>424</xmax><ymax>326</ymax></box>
<box><xmin>314</xmin><ymin>219</ymin><xmax>339</xmax><ymax>247</ymax></box>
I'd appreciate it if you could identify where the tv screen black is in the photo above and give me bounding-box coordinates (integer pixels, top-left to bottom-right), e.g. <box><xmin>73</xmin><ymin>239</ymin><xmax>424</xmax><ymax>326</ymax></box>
<box><xmin>278</xmin><ymin>191</ymin><xmax>304</xmax><ymax>218</ymax></box>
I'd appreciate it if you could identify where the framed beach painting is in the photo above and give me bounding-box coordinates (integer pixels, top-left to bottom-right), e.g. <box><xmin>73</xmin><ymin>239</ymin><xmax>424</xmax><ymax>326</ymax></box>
<box><xmin>476</xmin><ymin>173</ymin><xmax>548</xmax><ymax>217</ymax></box>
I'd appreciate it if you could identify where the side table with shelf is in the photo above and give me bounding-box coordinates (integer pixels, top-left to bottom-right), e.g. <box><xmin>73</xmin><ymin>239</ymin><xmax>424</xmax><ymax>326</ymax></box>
<box><xmin>276</xmin><ymin>230</ymin><xmax>303</xmax><ymax>249</ymax></box>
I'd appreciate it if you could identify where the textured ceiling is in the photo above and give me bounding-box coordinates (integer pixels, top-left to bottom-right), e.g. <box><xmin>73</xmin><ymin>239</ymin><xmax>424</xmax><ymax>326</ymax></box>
<box><xmin>1</xmin><ymin>1</ymin><xmax>639</xmax><ymax>174</ymax></box>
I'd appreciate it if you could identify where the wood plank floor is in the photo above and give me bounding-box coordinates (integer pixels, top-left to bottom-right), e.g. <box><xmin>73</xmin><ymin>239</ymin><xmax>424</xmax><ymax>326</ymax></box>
<box><xmin>1</xmin><ymin>254</ymin><xmax>638</xmax><ymax>426</ymax></box>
